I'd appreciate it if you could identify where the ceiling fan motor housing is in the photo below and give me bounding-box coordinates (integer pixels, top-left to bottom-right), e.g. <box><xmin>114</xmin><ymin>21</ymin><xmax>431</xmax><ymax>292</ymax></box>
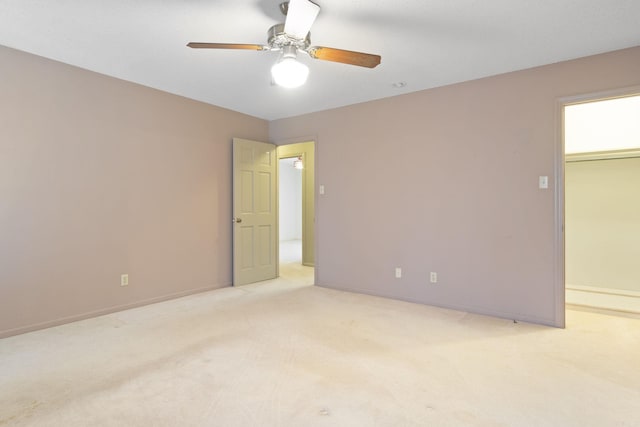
<box><xmin>268</xmin><ymin>23</ymin><xmax>310</xmax><ymax>51</ymax></box>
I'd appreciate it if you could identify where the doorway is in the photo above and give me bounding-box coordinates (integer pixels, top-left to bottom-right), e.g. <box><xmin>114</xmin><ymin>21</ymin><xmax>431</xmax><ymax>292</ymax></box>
<box><xmin>277</xmin><ymin>141</ymin><xmax>315</xmax><ymax>283</ymax></box>
<box><xmin>561</xmin><ymin>92</ymin><xmax>640</xmax><ymax>314</ymax></box>
<box><xmin>232</xmin><ymin>138</ymin><xmax>315</xmax><ymax>286</ymax></box>
<box><xmin>279</xmin><ymin>157</ymin><xmax>303</xmax><ymax>265</ymax></box>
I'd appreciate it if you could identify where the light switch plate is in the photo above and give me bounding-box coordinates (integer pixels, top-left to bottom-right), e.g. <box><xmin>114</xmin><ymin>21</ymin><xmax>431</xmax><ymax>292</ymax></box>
<box><xmin>539</xmin><ymin>176</ymin><xmax>549</xmax><ymax>189</ymax></box>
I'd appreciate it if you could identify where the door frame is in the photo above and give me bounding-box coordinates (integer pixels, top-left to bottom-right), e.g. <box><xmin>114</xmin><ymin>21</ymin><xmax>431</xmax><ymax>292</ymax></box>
<box><xmin>554</xmin><ymin>85</ymin><xmax>640</xmax><ymax>327</ymax></box>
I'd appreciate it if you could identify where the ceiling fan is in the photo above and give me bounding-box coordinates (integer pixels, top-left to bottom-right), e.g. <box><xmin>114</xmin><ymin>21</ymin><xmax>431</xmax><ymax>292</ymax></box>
<box><xmin>187</xmin><ymin>0</ymin><xmax>381</xmax><ymax>88</ymax></box>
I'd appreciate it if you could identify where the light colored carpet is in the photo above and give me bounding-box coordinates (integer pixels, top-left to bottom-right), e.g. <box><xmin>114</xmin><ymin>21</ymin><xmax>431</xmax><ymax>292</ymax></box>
<box><xmin>1</xmin><ymin>260</ymin><xmax>639</xmax><ymax>426</ymax></box>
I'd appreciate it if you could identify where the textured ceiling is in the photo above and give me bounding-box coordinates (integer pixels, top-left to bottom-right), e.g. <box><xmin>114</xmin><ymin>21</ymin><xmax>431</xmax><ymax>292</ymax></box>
<box><xmin>1</xmin><ymin>0</ymin><xmax>639</xmax><ymax>120</ymax></box>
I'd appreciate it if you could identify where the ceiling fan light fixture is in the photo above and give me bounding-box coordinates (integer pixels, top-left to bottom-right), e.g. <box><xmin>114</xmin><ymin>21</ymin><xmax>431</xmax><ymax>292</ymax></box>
<box><xmin>271</xmin><ymin>47</ymin><xmax>309</xmax><ymax>88</ymax></box>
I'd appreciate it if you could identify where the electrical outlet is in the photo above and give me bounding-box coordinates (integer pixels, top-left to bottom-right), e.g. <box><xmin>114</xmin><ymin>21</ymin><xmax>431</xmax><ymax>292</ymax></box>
<box><xmin>430</xmin><ymin>272</ymin><xmax>438</xmax><ymax>283</ymax></box>
<box><xmin>121</xmin><ymin>274</ymin><xmax>129</xmax><ymax>287</ymax></box>
<box><xmin>395</xmin><ymin>267</ymin><xmax>402</xmax><ymax>279</ymax></box>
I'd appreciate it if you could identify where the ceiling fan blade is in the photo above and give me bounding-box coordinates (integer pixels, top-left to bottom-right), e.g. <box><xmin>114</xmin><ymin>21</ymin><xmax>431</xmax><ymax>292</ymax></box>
<box><xmin>308</xmin><ymin>46</ymin><xmax>381</xmax><ymax>68</ymax></box>
<box><xmin>187</xmin><ymin>43</ymin><xmax>266</xmax><ymax>50</ymax></box>
<box><xmin>284</xmin><ymin>0</ymin><xmax>320</xmax><ymax>40</ymax></box>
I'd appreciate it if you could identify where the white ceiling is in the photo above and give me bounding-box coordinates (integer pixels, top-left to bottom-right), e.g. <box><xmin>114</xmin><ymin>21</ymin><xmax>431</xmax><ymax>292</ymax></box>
<box><xmin>565</xmin><ymin>95</ymin><xmax>640</xmax><ymax>154</ymax></box>
<box><xmin>1</xmin><ymin>0</ymin><xmax>639</xmax><ymax>120</ymax></box>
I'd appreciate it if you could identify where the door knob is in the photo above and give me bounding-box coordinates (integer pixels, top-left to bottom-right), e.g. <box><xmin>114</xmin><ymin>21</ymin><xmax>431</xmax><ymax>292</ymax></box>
<box><xmin>233</xmin><ymin>218</ymin><xmax>242</xmax><ymax>223</ymax></box>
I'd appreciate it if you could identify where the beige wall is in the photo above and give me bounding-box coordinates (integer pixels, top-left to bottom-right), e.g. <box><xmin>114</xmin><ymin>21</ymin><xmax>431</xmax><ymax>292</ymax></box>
<box><xmin>270</xmin><ymin>46</ymin><xmax>640</xmax><ymax>327</ymax></box>
<box><xmin>0</xmin><ymin>45</ymin><xmax>268</xmax><ymax>337</ymax></box>
<box><xmin>566</xmin><ymin>157</ymin><xmax>640</xmax><ymax>293</ymax></box>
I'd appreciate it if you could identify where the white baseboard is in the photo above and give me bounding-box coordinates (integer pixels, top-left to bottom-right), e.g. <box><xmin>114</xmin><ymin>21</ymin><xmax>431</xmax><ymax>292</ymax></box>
<box><xmin>566</xmin><ymin>284</ymin><xmax>640</xmax><ymax>298</ymax></box>
<box><xmin>566</xmin><ymin>285</ymin><xmax>640</xmax><ymax>314</ymax></box>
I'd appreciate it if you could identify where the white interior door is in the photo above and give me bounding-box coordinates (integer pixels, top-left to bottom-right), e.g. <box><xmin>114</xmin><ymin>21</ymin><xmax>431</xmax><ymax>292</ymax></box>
<box><xmin>233</xmin><ymin>138</ymin><xmax>277</xmax><ymax>286</ymax></box>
